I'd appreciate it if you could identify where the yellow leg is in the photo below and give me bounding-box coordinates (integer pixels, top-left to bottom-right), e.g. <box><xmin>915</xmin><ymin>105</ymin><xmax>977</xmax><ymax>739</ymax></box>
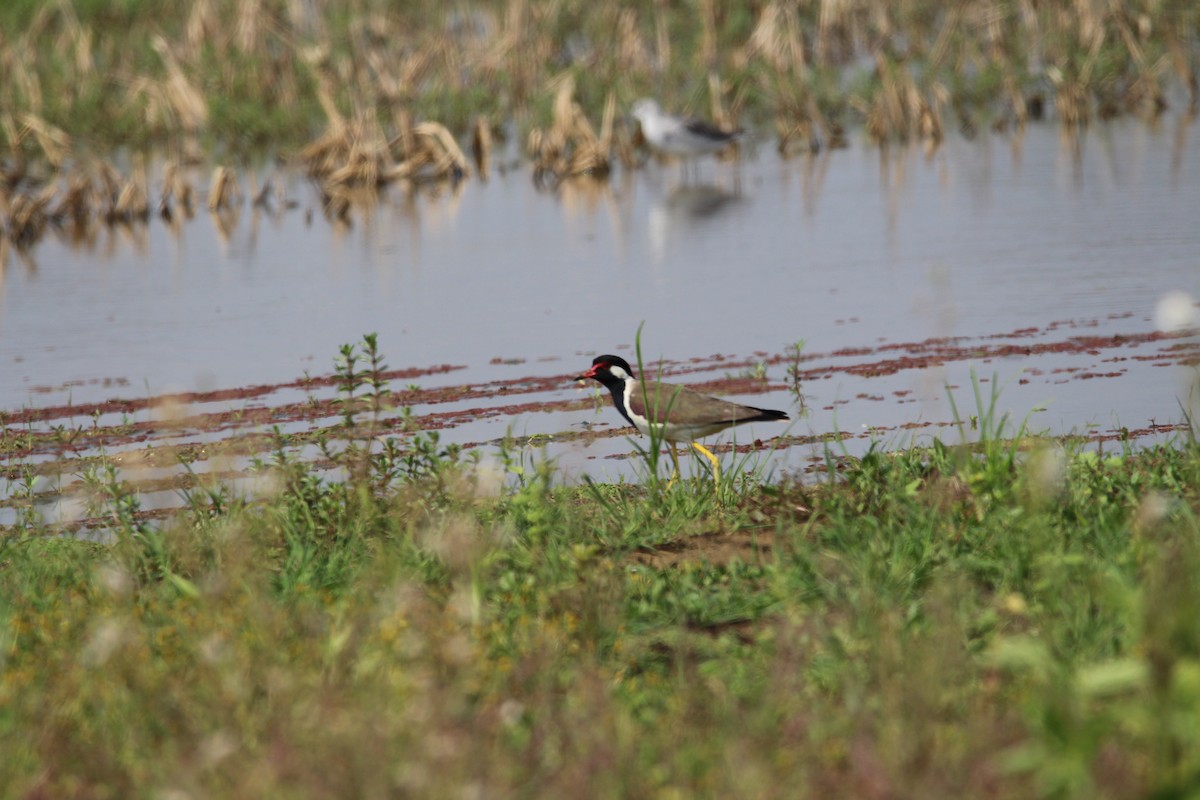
<box><xmin>666</xmin><ymin>446</ymin><xmax>683</xmax><ymax>487</ymax></box>
<box><xmin>691</xmin><ymin>442</ymin><xmax>720</xmax><ymax>489</ymax></box>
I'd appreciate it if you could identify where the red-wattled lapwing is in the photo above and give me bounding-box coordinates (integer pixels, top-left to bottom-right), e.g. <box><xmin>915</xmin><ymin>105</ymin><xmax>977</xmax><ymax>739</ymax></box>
<box><xmin>576</xmin><ymin>355</ymin><xmax>788</xmax><ymax>486</ymax></box>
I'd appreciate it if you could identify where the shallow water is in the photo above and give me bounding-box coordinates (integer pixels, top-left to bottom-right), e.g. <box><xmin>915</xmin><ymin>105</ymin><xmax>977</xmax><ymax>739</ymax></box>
<box><xmin>2</xmin><ymin>117</ymin><xmax>1198</xmax><ymax>516</ymax></box>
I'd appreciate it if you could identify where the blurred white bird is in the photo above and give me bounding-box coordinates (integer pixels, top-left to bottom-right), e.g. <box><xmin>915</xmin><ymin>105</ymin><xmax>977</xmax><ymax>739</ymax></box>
<box><xmin>631</xmin><ymin>98</ymin><xmax>743</xmax><ymax>168</ymax></box>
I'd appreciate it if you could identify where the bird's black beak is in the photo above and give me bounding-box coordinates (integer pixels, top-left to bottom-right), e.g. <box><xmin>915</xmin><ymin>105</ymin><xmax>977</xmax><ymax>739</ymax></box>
<box><xmin>574</xmin><ymin>366</ymin><xmax>598</xmax><ymax>382</ymax></box>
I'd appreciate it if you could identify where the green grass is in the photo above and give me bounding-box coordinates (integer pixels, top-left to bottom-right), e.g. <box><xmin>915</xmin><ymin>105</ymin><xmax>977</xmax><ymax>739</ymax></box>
<box><xmin>2</xmin><ymin>336</ymin><xmax>1200</xmax><ymax>796</ymax></box>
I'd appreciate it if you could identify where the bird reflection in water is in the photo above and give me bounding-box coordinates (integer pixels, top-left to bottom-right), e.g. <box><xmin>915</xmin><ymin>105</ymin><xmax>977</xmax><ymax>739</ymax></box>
<box><xmin>648</xmin><ymin>182</ymin><xmax>742</xmax><ymax>262</ymax></box>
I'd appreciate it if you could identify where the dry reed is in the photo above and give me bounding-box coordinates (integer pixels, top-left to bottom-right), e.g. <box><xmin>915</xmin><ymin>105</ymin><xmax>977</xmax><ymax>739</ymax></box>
<box><xmin>528</xmin><ymin>76</ymin><xmax>614</xmax><ymax>184</ymax></box>
<box><xmin>3</xmin><ymin>0</ymin><xmax>1193</xmax><ymax>158</ymax></box>
<box><xmin>0</xmin><ymin>0</ymin><xmax>1195</xmax><ymax>248</ymax></box>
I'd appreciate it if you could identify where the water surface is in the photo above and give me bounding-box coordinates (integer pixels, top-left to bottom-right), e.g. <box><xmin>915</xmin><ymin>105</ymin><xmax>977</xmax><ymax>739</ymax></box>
<box><xmin>1</xmin><ymin>117</ymin><xmax>1197</xmax><ymax>507</ymax></box>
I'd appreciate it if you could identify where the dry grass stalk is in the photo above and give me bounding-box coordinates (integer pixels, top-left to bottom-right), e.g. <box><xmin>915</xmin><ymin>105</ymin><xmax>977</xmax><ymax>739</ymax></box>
<box><xmin>251</xmin><ymin>173</ymin><xmax>276</xmax><ymax>210</ymax></box>
<box><xmin>151</xmin><ymin>36</ymin><xmax>209</xmax><ymax>131</ymax></box>
<box><xmin>815</xmin><ymin>0</ymin><xmax>860</xmax><ymax>64</ymax></box>
<box><xmin>1113</xmin><ymin>14</ymin><xmax>1167</xmax><ymax>118</ymax></box>
<box><xmin>392</xmin><ymin>122</ymin><xmax>471</xmax><ymax>181</ymax></box>
<box><xmin>707</xmin><ymin>73</ymin><xmax>737</xmax><ymax>133</ymax></box>
<box><xmin>394</xmin><ymin>108</ymin><xmax>417</xmax><ymax>162</ymax></box>
<box><xmin>303</xmin><ymin>107</ymin><xmax>469</xmax><ymax>202</ymax></box>
<box><xmin>1002</xmin><ymin>71</ymin><xmax>1029</xmax><ymax>128</ymax></box>
<box><xmin>612</xmin><ymin>118</ymin><xmax>642</xmax><ymax>170</ymax></box>
<box><xmin>184</xmin><ymin>0</ymin><xmax>221</xmax><ymax>58</ymax></box>
<box><xmin>920</xmin><ymin>83</ymin><xmax>950</xmax><ymax>154</ymax></box>
<box><xmin>109</xmin><ymin>158</ymin><xmax>150</xmax><ymax>222</ymax></box>
<box><xmin>11</xmin><ymin>18</ymin><xmax>45</xmax><ymax>114</ymax></box>
<box><xmin>1049</xmin><ymin>69</ymin><xmax>1090</xmax><ymax>127</ymax></box>
<box><xmin>93</xmin><ymin>161</ymin><xmax>140</xmax><ymax>224</ymax></box>
<box><xmin>0</xmin><ymin>115</ymin><xmax>18</xmax><ymax>159</ymax></box>
<box><xmin>1</xmin><ymin>184</ymin><xmax>57</xmax><ymax>246</ymax></box>
<box><xmin>305</xmin><ymin>118</ymin><xmax>386</xmax><ymax>189</ymax></box>
<box><xmin>860</xmin><ymin>54</ymin><xmax>908</xmax><ymax>142</ymax></box>
<box><xmin>235</xmin><ymin>0</ymin><xmax>266</xmax><ymax>53</ymax></box>
<box><xmin>358</xmin><ymin>18</ymin><xmax>434</xmax><ymax>105</ymax></box>
<box><xmin>1163</xmin><ymin>27</ymin><xmax>1198</xmax><ymax>111</ymax></box>
<box><xmin>598</xmin><ymin>93</ymin><xmax>616</xmax><ymax>153</ymax></box>
<box><xmin>856</xmin><ymin>52</ymin><xmax>947</xmax><ymax>148</ymax></box>
<box><xmin>208</xmin><ymin>166</ymin><xmax>241</xmax><ymax>212</ymax></box>
<box><xmin>159</xmin><ymin>162</ymin><xmax>196</xmax><ymax>222</ymax></box>
<box><xmin>771</xmin><ymin>75</ymin><xmax>847</xmax><ymax>153</ymax></box>
<box><xmin>19</xmin><ymin>114</ymin><xmax>71</xmax><ymax>168</ymax></box>
<box><xmin>327</xmin><ymin>123</ymin><xmax>388</xmax><ymax>188</ymax></box>
<box><xmin>926</xmin><ymin>4</ymin><xmax>962</xmax><ymax>73</ymax></box>
<box><xmin>528</xmin><ymin>77</ymin><xmax>612</xmax><ymax>182</ymax></box>
<box><xmin>302</xmin><ymin>120</ymin><xmax>360</xmax><ymax>183</ymax></box>
<box><xmin>54</xmin><ymin>174</ymin><xmax>94</xmax><ymax>223</ymax></box>
<box><xmin>744</xmin><ymin>1</ymin><xmax>807</xmax><ymax>73</ymax></box>
<box><xmin>472</xmin><ymin>116</ymin><xmax>492</xmax><ymax>180</ymax></box>
<box><xmin>654</xmin><ymin>1</ymin><xmax>672</xmax><ymax>72</ymax></box>
<box><xmin>775</xmin><ymin>95</ymin><xmax>827</xmax><ymax>156</ymax></box>
<box><xmin>615</xmin><ymin>9</ymin><xmax>654</xmax><ymax>72</ymax></box>
<box><xmin>699</xmin><ymin>0</ymin><xmax>718</xmax><ymax>66</ymax></box>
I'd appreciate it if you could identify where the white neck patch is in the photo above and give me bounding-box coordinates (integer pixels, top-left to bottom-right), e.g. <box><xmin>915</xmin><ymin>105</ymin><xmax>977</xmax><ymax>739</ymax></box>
<box><xmin>606</xmin><ymin>364</ymin><xmax>633</xmax><ymax>381</ymax></box>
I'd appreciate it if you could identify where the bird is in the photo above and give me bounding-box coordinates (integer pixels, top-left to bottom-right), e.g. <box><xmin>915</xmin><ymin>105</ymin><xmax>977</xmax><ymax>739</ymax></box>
<box><xmin>576</xmin><ymin>354</ymin><xmax>788</xmax><ymax>486</ymax></box>
<box><xmin>630</xmin><ymin>98</ymin><xmax>743</xmax><ymax>172</ymax></box>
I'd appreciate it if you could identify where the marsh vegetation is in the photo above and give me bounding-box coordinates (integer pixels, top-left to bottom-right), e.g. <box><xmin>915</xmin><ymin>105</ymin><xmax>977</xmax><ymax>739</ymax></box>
<box><xmin>4</xmin><ymin>0</ymin><xmax>1197</xmax><ymax>154</ymax></box>
<box><xmin>3</xmin><ymin>4</ymin><xmax>1200</xmax><ymax>796</ymax></box>
<box><xmin>2</xmin><ymin>0</ymin><xmax>1199</xmax><ymax>247</ymax></box>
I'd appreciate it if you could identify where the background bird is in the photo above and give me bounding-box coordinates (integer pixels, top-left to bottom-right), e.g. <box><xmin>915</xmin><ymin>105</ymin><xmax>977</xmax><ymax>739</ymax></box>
<box><xmin>630</xmin><ymin>98</ymin><xmax>743</xmax><ymax>174</ymax></box>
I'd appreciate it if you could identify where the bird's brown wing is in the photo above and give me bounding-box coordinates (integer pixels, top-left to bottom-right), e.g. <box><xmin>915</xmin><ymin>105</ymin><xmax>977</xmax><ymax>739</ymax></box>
<box><xmin>628</xmin><ymin>382</ymin><xmax>771</xmax><ymax>425</ymax></box>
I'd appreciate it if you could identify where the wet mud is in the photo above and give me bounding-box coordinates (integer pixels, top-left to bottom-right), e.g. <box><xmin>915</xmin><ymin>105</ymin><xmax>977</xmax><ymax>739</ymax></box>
<box><xmin>3</xmin><ymin>315</ymin><xmax>1196</xmax><ymax>535</ymax></box>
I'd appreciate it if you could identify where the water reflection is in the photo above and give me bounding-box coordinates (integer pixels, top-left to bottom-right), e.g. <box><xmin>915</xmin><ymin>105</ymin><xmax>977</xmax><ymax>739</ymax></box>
<box><xmin>1171</xmin><ymin>111</ymin><xmax>1196</xmax><ymax>187</ymax></box>
<box><xmin>648</xmin><ymin>182</ymin><xmax>742</xmax><ymax>262</ymax></box>
<box><xmin>0</xmin><ymin>118</ymin><xmax>1197</xmax><ymax>441</ymax></box>
<box><xmin>3</xmin><ymin>118</ymin><xmax>1200</xmax><ymax>532</ymax></box>
<box><xmin>790</xmin><ymin>149</ymin><xmax>833</xmax><ymax>218</ymax></box>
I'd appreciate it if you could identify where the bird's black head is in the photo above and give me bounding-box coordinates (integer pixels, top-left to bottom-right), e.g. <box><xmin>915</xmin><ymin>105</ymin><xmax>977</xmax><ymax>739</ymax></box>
<box><xmin>575</xmin><ymin>355</ymin><xmax>636</xmax><ymax>389</ymax></box>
